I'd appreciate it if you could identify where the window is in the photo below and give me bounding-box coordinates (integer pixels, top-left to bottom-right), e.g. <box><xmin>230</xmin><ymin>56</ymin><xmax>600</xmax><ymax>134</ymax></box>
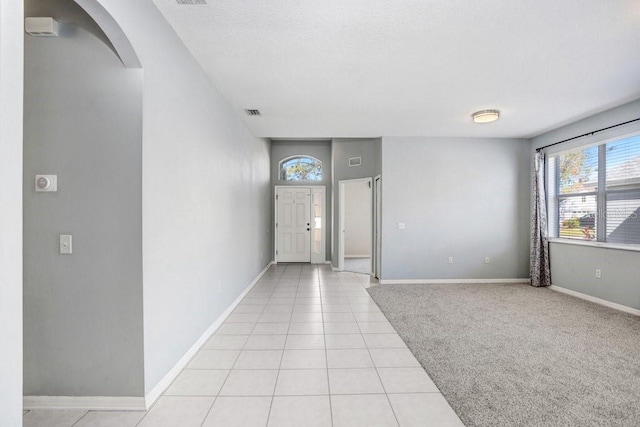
<box><xmin>279</xmin><ymin>156</ymin><xmax>322</xmax><ymax>181</ymax></box>
<box><xmin>547</xmin><ymin>134</ymin><xmax>640</xmax><ymax>245</ymax></box>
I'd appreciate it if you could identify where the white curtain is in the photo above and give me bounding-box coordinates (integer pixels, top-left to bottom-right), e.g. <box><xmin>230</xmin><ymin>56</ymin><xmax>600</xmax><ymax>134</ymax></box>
<box><xmin>530</xmin><ymin>151</ymin><xmax>551</xmax><ymax>287</ymax></box>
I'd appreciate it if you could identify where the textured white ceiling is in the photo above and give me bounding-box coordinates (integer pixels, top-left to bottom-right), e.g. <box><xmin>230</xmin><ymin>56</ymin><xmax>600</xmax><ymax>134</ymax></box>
<box><xmin>152</xmin><ymin>0</ymin><xmax>640</xmax><ymax>138</ymax></box>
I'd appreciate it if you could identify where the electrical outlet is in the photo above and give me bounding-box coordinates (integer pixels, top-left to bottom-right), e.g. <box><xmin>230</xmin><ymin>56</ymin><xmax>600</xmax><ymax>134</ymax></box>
<box><xmin>595</xmin><ymin>269</ymin><xmax>601</xmax><ymax>279</ymax></box>
<box><xmin>448</xmin><ymin>257</ymin><xmax>454</xmax><ymax>264</ymax></box>
<box><xmin>485</xmin><ymin>257</ymin><xmax>490</xmax><ymax>264</ymax></box>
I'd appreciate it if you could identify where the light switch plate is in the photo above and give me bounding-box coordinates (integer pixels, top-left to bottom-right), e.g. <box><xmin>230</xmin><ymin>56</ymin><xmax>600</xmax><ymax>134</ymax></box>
<box><xmin>59</xmin><ymin>234</ymin><xmax>72</xmax><ymax>254</ymax></box>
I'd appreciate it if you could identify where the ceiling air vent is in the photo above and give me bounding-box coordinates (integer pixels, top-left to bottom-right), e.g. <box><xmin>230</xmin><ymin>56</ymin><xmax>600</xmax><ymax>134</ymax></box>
<box><xmin>176</xmin><ymin>0</ymin><xmax>207</xmax><ymax>4</ymax></box>
<box><xmin>245</xmin><ymin>109</ymin><xmax>262</xmax><ymax>116</ymax></box>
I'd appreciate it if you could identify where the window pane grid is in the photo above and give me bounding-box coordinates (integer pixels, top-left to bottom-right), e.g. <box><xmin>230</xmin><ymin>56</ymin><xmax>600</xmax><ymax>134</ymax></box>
<box><xmin>558</xmin><ymin>195</ymin><xmax>597</xmax><ymax>240</ymax></box>
<box><xmin>558</xmin><ymin>146</ymin><xmax>598</xmax><ymax>195</ymax></box>
<box><xmin>605</xmin><ymin>191</ymin><xmax>640</xmax><ymax>245</ymax></box>
<box><xmin>549</xmin><ymin>133</ymin><xmax>640</xmax><ymax>247</ymax></box>
<box><xmin>605</xmin><ymin>135</ymin><xmax>640</xmax><ymax>191</ymax></box>
<box><xmin>556</xmin><ymin>191</ymin><xmax>598</xmax><ymax>198</ymax></box>
<box><xmin>279</xmin><ymin>156</ymin><xmax>323</xmax><ymax>181</ymax></box>
<box><xmin>546</xmin><ymin>156</ymin><xmax>558</xmax><ymax>237</ymax></box>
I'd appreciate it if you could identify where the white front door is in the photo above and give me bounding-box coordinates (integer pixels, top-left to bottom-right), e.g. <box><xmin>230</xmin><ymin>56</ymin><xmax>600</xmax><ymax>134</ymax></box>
<box><xmin>277</xmin><ymin>187</ymin><xmax>311</xmax><ymax>262</ymax></box>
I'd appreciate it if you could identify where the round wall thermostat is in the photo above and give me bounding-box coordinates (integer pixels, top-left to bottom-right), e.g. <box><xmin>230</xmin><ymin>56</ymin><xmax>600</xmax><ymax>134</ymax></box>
<box><xmin>37</xmin><ymin>176</ymin><xmax>51</xmax><ymax>190</ymax></box>
<box><xmin>35</xmin><ymin>174</ymin><xmax>57</xmax><ymax>192</ymax></box>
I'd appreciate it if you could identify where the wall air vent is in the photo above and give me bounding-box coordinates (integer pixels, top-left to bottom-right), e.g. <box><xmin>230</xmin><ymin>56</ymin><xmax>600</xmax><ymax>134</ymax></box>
<box><xmin>245</xmin><ymin>109</ymin><xmax>262</xmax><ymax>116</ymax></box>
<box><xmin>176</xmin><ymin>0</ymin><xmax>207</xmax><ymax>4</ymax></box>
<box><xmin>348</xmin><ymin>157</ymin><xmax>362</xmax><ymax>167</ymax></box>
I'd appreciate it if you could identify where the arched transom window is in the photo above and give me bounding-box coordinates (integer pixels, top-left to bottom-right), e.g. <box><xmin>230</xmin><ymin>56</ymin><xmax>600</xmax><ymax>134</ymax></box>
<box><xmin>279</xmin><ymin>156</ymin><xmax>323</xmax><ymax>181</ymax></box>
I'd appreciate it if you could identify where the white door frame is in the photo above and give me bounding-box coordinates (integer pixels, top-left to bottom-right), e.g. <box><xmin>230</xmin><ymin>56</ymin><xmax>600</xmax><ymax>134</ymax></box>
<box><xmin>338</xmin><ymin>177</ymin><xmax>373</xmax><ymax>273</ymax></box>
<box><xmin>274</xmin><ymin>186</ymin><xmax>326</xmax><ymax>264</ymax></box>
<box><xmin>373</xmin><ymin>175</ymin><xmax>382</xmax><ymax>279</ymax></box>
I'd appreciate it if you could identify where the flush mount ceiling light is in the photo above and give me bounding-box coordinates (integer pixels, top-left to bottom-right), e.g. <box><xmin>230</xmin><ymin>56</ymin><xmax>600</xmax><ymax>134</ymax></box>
<box><xmin>472</xmin><ymin>109</ymin><xmax>500</xmax><ymax>124</ymax></box>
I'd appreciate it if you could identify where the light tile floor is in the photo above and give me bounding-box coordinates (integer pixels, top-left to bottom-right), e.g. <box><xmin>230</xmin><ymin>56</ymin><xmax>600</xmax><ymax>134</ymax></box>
<box><xmin>23</xmin><ymin>263</ymin><xmax>463</xmax><ymax>427</ymax></box>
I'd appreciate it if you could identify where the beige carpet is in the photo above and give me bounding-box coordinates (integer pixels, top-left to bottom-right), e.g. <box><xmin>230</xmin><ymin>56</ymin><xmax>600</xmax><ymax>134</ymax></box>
<box><xmin>368</xmin><ymin>283</ymin><xmax>640</xmax><ymax>427</ymax></box>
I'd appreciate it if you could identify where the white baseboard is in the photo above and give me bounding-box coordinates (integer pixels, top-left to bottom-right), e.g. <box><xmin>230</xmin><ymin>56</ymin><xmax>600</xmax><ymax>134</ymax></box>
<box><xmin>379</xmin><ymin>278</ymin><xmax>531</xmax><ymax>285</ymax></box>
<box><xmin>144</xmin><ymin>262</ymin><xmax>273</xmax><ymax>408</ymax></box>
<box><xmin>345</xmin><ymin>255</ymin><xmax>371</xmax><ymax>259</ymax></box>
<box><xmin>23</xmin><ymin>396</ymin><xmax>146</xmax><ymax>411</ymax></box>
<box><xmin>549</xmin><ymin>285</ymin><xmax>640</xmax><ymax>316</ymax></box>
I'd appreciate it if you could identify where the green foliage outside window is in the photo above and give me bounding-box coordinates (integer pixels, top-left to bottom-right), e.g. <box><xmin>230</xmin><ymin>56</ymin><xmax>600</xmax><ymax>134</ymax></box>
<box><xmin>280</xmin><ymin>156</ymin><xmax>322</xmax><ymax>181</ymax></box>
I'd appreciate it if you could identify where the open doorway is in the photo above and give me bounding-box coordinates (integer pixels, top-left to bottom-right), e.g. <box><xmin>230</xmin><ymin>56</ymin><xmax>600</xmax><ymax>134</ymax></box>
<box><xmin>338</xmin><ymin>178</ymin><xmax>373</xmax><ymax>274</ymax></box>
<box><xmin>373</xmin><ymin>175</ymin><xmax>382</xmax><ymax>279</ymax></box>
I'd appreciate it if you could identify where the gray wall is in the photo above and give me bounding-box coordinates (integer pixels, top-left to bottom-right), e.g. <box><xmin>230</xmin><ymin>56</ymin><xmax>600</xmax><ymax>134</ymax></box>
<box><xmin>98</xmin><ymin>1</ymin><xmax>272</xmax><ymax>395</ymax></box>
<box><xmin>22</xmin><ymin>0</ymin><xmax>273</xmax><ymax>401</ymax></box>
<box><xmin>531</xmin><ymin>99</ymin><xmax>640</xmax><ymax>310</ymax></box>
<box><xmin>332</xmin><ymin>138</ymin><xmax>380</xmax><ymax>266</ymax></box>
<box><xmin>0</xmin><ymin>0</ymin><xmax>24</xmax><ymax>424</ymax></box>
<box><xmin>549</xmin><ymin>243</ymin><xmax>640</xmax><ymax>309</ymax></box>
<box><xmin>23</xmin><ymin>0</ymin><xmax>144</xmax><ymax>396</ymax></box>
<box><xmin>381</xmin><ymin>136</ymin><xmax>531</xmax><ymax>280</ymax></box>
<box><xmin>272</xmin><ymin>140</ymin><xmax>332</xmax><ymax>261</ymax></box>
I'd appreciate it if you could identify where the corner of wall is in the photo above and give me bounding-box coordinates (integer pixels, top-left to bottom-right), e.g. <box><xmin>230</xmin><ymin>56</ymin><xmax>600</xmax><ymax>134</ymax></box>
<box><xmin>0</xmin><ymin>1</ymin><xmax>25</xmax><ymax>424</ymax></box>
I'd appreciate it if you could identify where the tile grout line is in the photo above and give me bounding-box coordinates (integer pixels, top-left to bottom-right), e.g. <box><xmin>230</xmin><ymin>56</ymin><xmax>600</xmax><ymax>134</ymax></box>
<box><xmin>201</xmin><ymin>266</ymin><xmax>281</xmax><ymax>426</ymax></box>
<box><xmin>352</xmin><ymin>272</ymin><xmax>403</xmax><ymax>427</ymax></box>
<box><xmin>68</xmin><ymin>410</ymin><xmax>89</xmax><ymax>427</ymax></box>
<box><xmin>55</xmin><ymin>266</ymin><xmax>403</xmax><ymax>427</ymax></box>
<box><xmin>197</xmin><ymin>297</ymin><xmax>262</xmax><ymax>426</ymax></box>
<box><xmin>319</xmin><ymin>265</ymin><xmax>335</xmax><ymax>427</ymax></box>
<box><xmin>262</xmin><ymin>264</ymin><xmax>287</xmax><ymax>426</ymax></box>
<box><xmin>135</xmin><ymin>327</ymin><xmax>242</xmax><ymax>426</ymax></box>
<box><xmin>265</xmin><ymin>263</ymin><xmax>300</xmax><ymax>426</ymax></box>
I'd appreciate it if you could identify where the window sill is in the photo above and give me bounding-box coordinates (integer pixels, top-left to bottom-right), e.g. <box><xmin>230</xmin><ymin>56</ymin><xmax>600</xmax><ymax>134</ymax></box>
<box><xmin>548</xmin><ymin>238</ymin><xmax>640</xmax><ymax>253</ymax></box>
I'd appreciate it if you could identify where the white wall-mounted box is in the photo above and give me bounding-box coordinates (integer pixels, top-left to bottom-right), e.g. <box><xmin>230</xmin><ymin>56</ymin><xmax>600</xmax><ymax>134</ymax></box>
<box><xmin>25</xmin><ymin>17</ymin><xmax>59</xmax><ymax>37</ymax></box>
